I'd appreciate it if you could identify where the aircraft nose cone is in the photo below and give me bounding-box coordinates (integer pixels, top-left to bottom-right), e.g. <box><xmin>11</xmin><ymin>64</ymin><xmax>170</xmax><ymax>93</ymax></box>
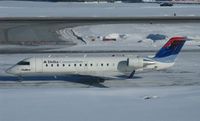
<box><xmin>5</xmin><ymin>68</ymin><xmax>13</xmax><ymax>74</ymax></box>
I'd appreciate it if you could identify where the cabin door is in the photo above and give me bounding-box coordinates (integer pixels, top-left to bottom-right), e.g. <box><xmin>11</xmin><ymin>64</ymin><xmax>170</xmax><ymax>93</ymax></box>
<box><xmin>35</xmin><ymin>58</ymin><xmax>43</xmax><ymax>72</ymax></box>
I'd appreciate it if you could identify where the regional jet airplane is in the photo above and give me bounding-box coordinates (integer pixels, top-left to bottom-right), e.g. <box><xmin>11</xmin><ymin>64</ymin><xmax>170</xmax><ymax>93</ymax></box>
<box><xmin>6</xmin><ymin>36</ymin><xmax>187</xmax><ymax>80</ymax></box>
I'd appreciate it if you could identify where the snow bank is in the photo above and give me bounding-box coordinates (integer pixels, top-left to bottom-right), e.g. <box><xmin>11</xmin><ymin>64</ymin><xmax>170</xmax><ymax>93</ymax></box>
<box><xmin>57</xmin><ymin>23</ymin><xmax>200</xmax><ymax>51</ymax></box>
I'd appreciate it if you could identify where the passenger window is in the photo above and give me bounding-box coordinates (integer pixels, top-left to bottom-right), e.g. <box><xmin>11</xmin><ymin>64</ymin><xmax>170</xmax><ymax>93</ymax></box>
<box><xmin>101</xmin><ymin>64</ymin><xmax>103</xmax><ymax>66</ymax></box>
<box><xmin>57</xmin><ymin>64</ymin><xmax>59</xmax><ymax>67</ymax></box>
<box><xmin>51</xmin><ymin>64</ymin><xmax>53</xmax><ymax>67</ymax></box>
<box><xmin>68</xmin><ymin>64</ymin><xmax>71</xmax><ymax>67</ymax></box>
<box><xmin>74</xmin><ymin>64</ymin><xmax>76</xmax><ymax>67</ymax></box>
<box><xmin>107</xmin><ymin>63</ymin><xmax>109</xmax><ymax>66</ymax></box>
<box><xmin>46</xmin><ymin>64</ymin><xmax>48</xmax><ymax>67</ymax></box>
<box><xmin>80</xmin><ymin>64</ymin><xmax>82</xmax><ymax>66</ymax></box>
<box><xmin>63</xmin><ymin>64</ymin><xmax>65</xmax><ymax>67</ymax></box>
<box><xmin>90</xmin><ymin>64</ymin><xmax>93</xmax><ymax>66</ymax></box>
<box><xmin>85</xmin><ymin>64</ymin><xmax>87</xmax><ymax>66</ymax></box>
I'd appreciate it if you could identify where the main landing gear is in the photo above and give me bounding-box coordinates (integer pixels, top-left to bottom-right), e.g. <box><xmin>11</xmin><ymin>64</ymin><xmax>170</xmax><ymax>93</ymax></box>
<box><xmin>128</xmin><ymin>70</ymin><xmax>135</xmax><ymax>78</ymax></box>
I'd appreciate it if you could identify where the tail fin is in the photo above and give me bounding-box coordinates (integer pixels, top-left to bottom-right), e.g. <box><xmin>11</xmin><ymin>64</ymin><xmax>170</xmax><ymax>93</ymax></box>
<box><xmin>154</xmin><ymin>36</ymin><xmax>187</xmax><ymax>63</ymax></box>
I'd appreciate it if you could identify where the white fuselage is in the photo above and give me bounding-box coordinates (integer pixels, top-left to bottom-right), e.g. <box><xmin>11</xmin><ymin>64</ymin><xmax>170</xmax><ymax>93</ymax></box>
<box><xmin>6</xmin><ymin>56</ymin><xmax>174</xmax><ymax>78</ymax></box>
<box><xmin>7</xmin><ymin>56</ymin><xmax>130</xmax><ymax>76</ymax></box>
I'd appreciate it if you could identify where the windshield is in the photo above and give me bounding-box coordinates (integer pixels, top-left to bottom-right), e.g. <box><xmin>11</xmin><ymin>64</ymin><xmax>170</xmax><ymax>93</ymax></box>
<box><xmin>17</xmin><ymin>61</ymin><xmax>30</xmax><ymax>65</ymax></box>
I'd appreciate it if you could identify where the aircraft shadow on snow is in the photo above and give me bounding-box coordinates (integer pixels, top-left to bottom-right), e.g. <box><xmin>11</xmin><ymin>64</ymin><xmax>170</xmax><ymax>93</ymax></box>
<box><xmin>0</xmin><ymin>75</ymin><xmax>108</xmax><ymax>88</ymax></box>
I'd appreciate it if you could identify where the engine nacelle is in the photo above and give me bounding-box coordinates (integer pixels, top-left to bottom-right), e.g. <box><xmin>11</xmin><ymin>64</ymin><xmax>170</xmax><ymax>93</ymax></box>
<box><xmin>127</xmin><ymin>57</ymin><xmax>144</xmax><ymax>69</ymax></box>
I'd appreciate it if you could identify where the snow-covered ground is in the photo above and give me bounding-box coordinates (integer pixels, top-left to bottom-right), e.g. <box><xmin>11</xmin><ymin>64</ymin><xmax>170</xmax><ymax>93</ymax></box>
<box><xmin>0</xmin><ymin>1</ymin><xmax>199</xmax><ymax>17</ymax></box>
<box><xmin>0</xmin><ymin>46</ymin><xmax>200</xmax><ymax>121</ymax></box>
<box><xmin>1</xmin><ymin>86</ymin><xmax>200</xmax><ymax>121</ymax></box>
<box><xmin>55</xmin><ymin>23</ymin><xmax>200</xmax><ymax>51</ymax></box>
<box><xmin>0</xmin><ymin>52</ymin><xmax>200</xmax><ymax>120</ymax></box>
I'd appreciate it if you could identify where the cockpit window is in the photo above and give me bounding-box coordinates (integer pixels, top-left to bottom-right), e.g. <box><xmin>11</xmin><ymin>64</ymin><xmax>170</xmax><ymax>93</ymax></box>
<box><xmin>17</xmin><ymin>61</ymin><xmax>30</xmax><ymax>65</ymax></box>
